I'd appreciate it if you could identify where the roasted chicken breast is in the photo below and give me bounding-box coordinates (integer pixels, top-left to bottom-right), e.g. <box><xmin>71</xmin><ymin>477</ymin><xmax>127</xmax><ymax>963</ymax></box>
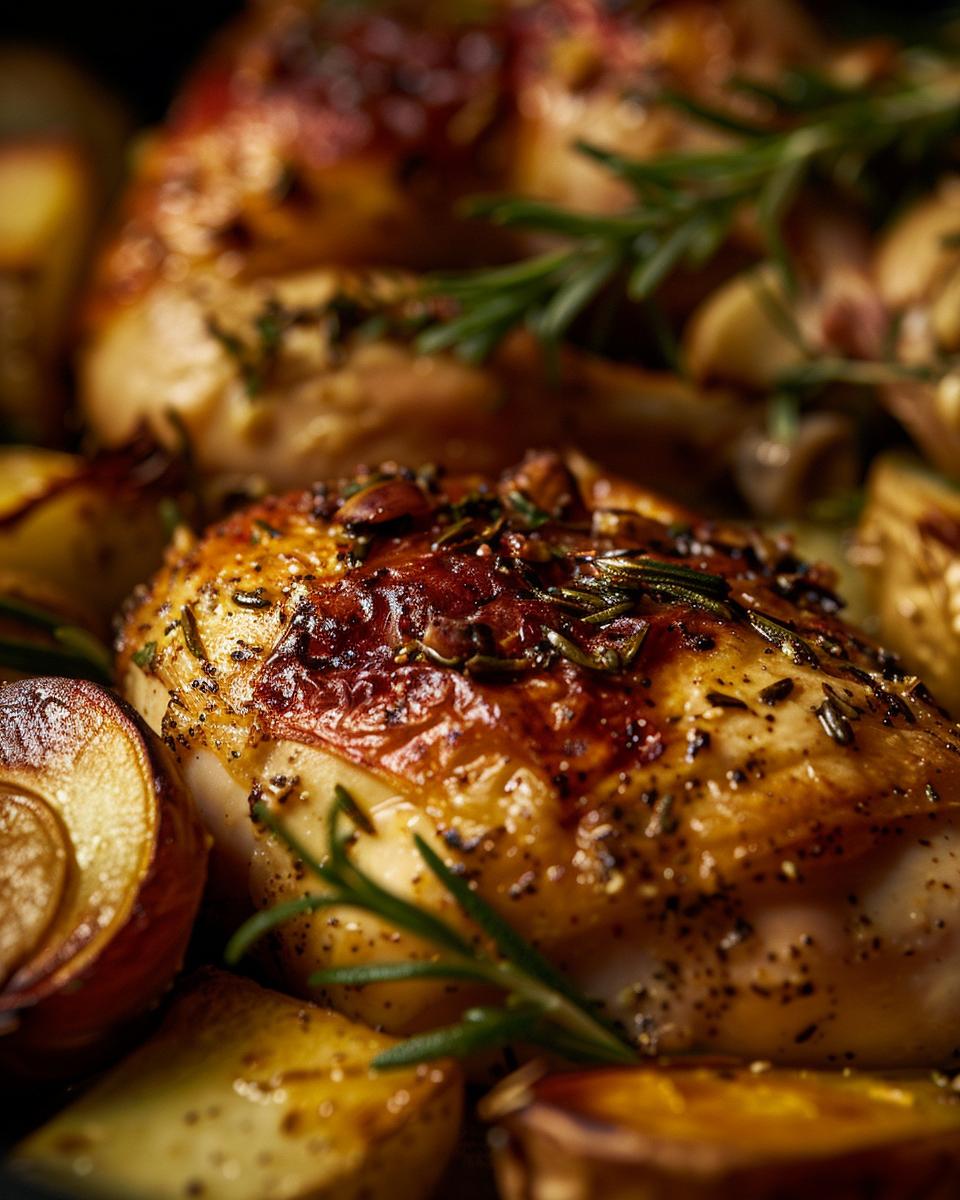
<box><xmin>119</xmin><ymin>452</ymin><xmax>960</xmax><ymax>1068</ymax></box>
<box><xmin>81</xmin><ymin>0</ymin><xmax>836</xmax><ymax>493</ymax></box>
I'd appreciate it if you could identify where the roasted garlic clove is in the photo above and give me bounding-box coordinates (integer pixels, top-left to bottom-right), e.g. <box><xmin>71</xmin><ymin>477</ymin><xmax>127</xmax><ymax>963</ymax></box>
<box><xmin>732</xmin><ymin>411</ymin><xmax>858</xmax><ymax>520</ymax></box>
<box><xmin>483</xmin><ymin>1061</ymin><xmax>960</xmax><ymax>1200</ymax></box>
<box><xmin>13</xmin><ymin>968</ymin><xmax>463</xmax><ymax>1200</ymax></box>
<box><xmin>0</xmin><ymin>677</ymin><xmax>208</xmax><ymax>1076</ymax></box>
<box><xmin>683</xmin><ymin>265</ymin><xmax>806</xmax><ymax>390</ymax></box>
<box><xmin>856</xmin><ymin>452</ymin><xmax>960</xmax><ymax>714</ymax></box>
<box><xmin>875</xmin><ymin>179</ymin><xmax>960</xmax><ymax>314</ymax></box>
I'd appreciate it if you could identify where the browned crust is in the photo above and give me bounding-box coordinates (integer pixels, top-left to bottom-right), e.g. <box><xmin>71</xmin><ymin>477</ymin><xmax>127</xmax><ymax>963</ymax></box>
<box><xmin>0</xmin><ymin>678</ymin><xmax>208</xmax><ymax>1072</ymax></box>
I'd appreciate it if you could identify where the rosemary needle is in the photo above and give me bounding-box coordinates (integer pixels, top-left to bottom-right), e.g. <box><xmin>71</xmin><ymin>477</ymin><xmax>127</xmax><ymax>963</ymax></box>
<box><xmin>415</xmin><ymin>64</ymin><xmax>960</xmax><ymax>363</ymax></box>
<box><xmin>226</xmin><ymin>788</ymin><xmax>636</xmax><ymax>1069</ymax></box>
<box><xmin>0</xmin><ymin>595</ymin><xmax>113</xmax><ymax>684</ymax></box>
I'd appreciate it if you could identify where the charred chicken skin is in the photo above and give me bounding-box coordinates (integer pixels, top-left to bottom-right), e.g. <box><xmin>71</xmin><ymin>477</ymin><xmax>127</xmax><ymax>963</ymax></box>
<box><xmin>119</xmin><ymin>453</ymin><xmax>960</xmax><ymax>1068</ymax></box>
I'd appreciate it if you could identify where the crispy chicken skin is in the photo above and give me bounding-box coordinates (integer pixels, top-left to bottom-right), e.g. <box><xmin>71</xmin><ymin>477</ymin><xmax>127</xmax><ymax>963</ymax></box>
<box><xmin>81</xmin><ymin>0</ymin><xmax>825</xmax><ymax>489</ymax></box>
<box><xmin>88</xmin><ymin>0</ymin><xmax>822</xmax><ymax>312</ymax></box>
<box><xmin>119</xmin><ymin>453</ymin><xmax>960</xmax><ymax>1068</ymax></box>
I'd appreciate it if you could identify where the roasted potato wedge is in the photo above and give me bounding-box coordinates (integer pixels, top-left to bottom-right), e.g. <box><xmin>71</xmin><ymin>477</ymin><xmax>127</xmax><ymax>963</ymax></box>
<box><xmin>483</xmin><ymin>1062</ymin><xmax>960</xmax><ymax>1200</ymax></box>
<box><xmin>0</xmin><ymin>48</ymin><xmax>128</xmax><ymax>441</ymax></box>
<box><xmin>856</xmin><ymin>452</ymin><xmax>960</xmax><ymax>712</ymax></box>
<box><xmin>0</xmin><ymin>677</ymin><xmax>208</xmax><ymax>1075</ymax></box>
<box><xmin>0</xmin><ymin>47</ymin><xmax>128</xmax><ymax>193</ymax></box>
<box><xmin>13</xmin><ymin>968</ymin><xmax>463</xmax><ymax>1200</ymax></box>
<box><xmin>0</xmin><ymin>140</ymin><xmax>96</xmax><ymax>440</ymax></box>
<box><xmin>0</xmin><ymin>446</ymin><xmax>175</xmax><ymax>634</ymax></box>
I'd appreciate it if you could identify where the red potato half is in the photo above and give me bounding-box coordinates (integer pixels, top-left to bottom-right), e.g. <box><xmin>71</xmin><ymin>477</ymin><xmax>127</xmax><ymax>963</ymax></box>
<box><xmin>483</xmin><ymin>1062</ymin><xmax>960</xmax><ymax>1200</ymax></box>
<box><xmin>0</xmin><ymin>676</ymin><xmax>209</xmax><ymax>1076</ymax></box>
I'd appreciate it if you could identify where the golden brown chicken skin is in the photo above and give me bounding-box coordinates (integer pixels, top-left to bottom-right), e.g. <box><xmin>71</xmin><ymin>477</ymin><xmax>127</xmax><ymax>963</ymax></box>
<box><xmin>87</xmin><ymin>0</ymin><xmax>823</xmax><ymax>315</ymax></box>
<box><xmin>81</xmin><ymin>0</ymin><xmax>831</xmax><ymax>493</ymax></box>
<box><xmin>119</xmin><ymin>453</ymin><xmax>960</xmax><ymax>1068</ymax></box>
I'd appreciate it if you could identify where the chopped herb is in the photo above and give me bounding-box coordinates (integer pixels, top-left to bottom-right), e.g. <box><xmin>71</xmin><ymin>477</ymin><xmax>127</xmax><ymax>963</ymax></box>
<box><xmin>226</xmin><ymin>787</ymin><xmax>636</xmax><ymax>1069</ymax></box>
<box><xmin>231</xmin><ymin>588</ymin><xmax>271</xmax><ymax>610</ymax></box>
<box><xmin>706</xmin><ymin>691</ymin><xmax>748</xmax><ymax>709</ymax></box>
<box><xmin>821</xmin><ymin>682</ymin><xmax>860</xmax><ymax>721</ymax></box>
<box><xmin>759</xmin><ymin>677</ymin><xmax>794</xmax><ymax>705</ymax></box>
<box><xmin>815</xmin><ymin>697</ymin><xmax>855</xmax><ymax>746</ymax></box>
<box><xmin>253</xmin><ymin>517</ymin><xmax>283</xmax><ymax>540</ymax></box>
<box><xmin>180</xmin><ymin>605</ymin><xmax>208</xmax><ymax>661</ymax></box>
<box><xmin>132</xmin><ymin>641</ymin><xmax>158</xmax><ymax>672</ymax></box>
<box><xmin>506</xmin><ymin>490</ymin><xmax>551</xmax><ymax>529</ymax></box>
<box><xmin>747</xmin><ymin>611</ymin><xmax>819</xmax><ymax>667</ymax></box>
<box><xmin>543</xmin><ymin>628</ymin><xmax>621</xmax><ymax>672</ymax></box>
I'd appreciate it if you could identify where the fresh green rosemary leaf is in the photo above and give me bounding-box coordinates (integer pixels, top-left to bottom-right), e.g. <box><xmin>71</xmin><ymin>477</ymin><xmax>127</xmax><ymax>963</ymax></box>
<box><xmin>506</xmin><ymin>489</ymin><xmax>551</xmax><ymax>529</ymax></box>
<box><xmin>371</xmin><ymin>1006</ymin><xmax>543</xmax><ymax>1070</ymax></box>
<box><xmin>225</xmin><ymin>894</ymin><xmax>337</xmax><ymax>965</ymax></box>
<box><xmin>0</xmin><ymin>594</ymin><xmax>65</xmax><ymax>631</ymax></box>
<box><xmin>414</xmin><ymin>834</ymin><xmax>582</xmax><ymax>1007</ymax></box>
<box><xmin>229</xmin><ymin>788</ymin><xmax>637</xmax><ymax>1070</ymax></box>
<box><xmin>55</xmin><ymin>626</ymin><xmax>113</xmax><ymax>679</ymax></box>
<box><xmin>0</xmin><ymin>596</ymin><xmax>113</xmax><ymax>683</ymax></box>
<box><xmin>0</xmin><ymin>637</ymin><xmax>112</xmax><ymax>684</ymax></box>
<box><xmin>308</xmin><ymin>960</ymin><xmax>490</xmax><ymax>988</ymax></box>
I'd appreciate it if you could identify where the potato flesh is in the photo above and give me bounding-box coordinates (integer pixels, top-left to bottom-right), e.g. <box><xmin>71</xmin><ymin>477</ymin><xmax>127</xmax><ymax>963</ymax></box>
<box><xmin>0</xmin><ymin>143</ymin><xmax>94</xmax><ymax>440</ymax></box>
<box><xmin>0</xmin><ymin>788</ymin><xmax>67</xmax><ymax>985</ymax></box>
<box><xmin>13</xmin><ymin>969</ymin><xmax>463</xmax><ymax>1200</ymax></box>
<box><xmin>0</xmin><ymin>678</ymin><xmax>208</xmax><ymax>1071</ymax></box>
<box><xmin>0</xmin><ymin>682</ymin><xmax>152</xmax><ymax>1000</ymax></box>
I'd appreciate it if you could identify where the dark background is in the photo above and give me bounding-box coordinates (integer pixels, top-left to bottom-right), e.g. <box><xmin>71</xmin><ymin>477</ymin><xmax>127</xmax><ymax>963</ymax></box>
<box><xmin>0</xmin><ymin>1</ymin><xmax>956</xmax><ymax>125</ymax></box>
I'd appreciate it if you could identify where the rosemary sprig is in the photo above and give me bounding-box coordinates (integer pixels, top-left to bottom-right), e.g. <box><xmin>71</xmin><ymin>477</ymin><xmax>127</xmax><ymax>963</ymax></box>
<box><xmin>0</xmin><ymin>596</ymin><xmax>113</xmax><ymax>684</ymax></box>
<box><xmin>226</xmin><ymin>788</ymin><xmax>636</xmax><ymax>1069</ymax></box>
<box><xmin>417</xmin><ymin>65</ymin><xmax>960</xmax><ymax>362</ymax></box>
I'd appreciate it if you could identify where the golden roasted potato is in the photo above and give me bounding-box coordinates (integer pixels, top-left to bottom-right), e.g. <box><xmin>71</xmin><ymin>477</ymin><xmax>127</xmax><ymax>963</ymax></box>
<box><xmin>856</xmin><ymin>452</ymin><xmax>960</xmax><ymax>713</ymax></box>
<box><xmin>0</xmin><ymin>676</ymin><xmax>208</xmax><ymax>1076</ymax></box>
<box><xmin>0</xmin><ymin>140</ymin><xmax>96</xmax><ymax>440</ymax></box>
<box><xmin>0</xmin><ymin>47</ymin><xmax>127</xmax><ymax>441</ymax></box>
<box><xmin>483</xmin><ymin>1062</ymin><xmax>960</xmax><ymax>1200</ymax></box>
<box><xmin>13</xmin><ymin>968</ymin><xmax>463</xmax><ymax>1200</ymax></box>
<box><xmin>0</xmin><ymin>445</ymin><xmax>175</xmax><ymax>635</ymax></box>
<box><xmin>0</xmin><ymin>46</ymin><xmax>128</xmax><ymax>193</ymax></box>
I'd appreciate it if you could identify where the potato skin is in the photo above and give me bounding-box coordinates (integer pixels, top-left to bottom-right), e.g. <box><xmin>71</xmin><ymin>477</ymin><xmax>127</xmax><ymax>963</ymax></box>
<box><xmin>0</xmin><ymin>444</ymin><xmax>177</xmax><ymax>636</ymax></box>
<box><xmin>0</xmin><ymin>678</ymin><xmax>209</xmax><ymax>1077</ymax></box>
<box><xmin>484</xmin><ymin>1062</ymin><xmax>960</xmax><ymax>1200</ymax></box>
<box><xmin>13</xmin><ymin>968</ymin><xmax>463</xmax><ymax>1200</ymax></box>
